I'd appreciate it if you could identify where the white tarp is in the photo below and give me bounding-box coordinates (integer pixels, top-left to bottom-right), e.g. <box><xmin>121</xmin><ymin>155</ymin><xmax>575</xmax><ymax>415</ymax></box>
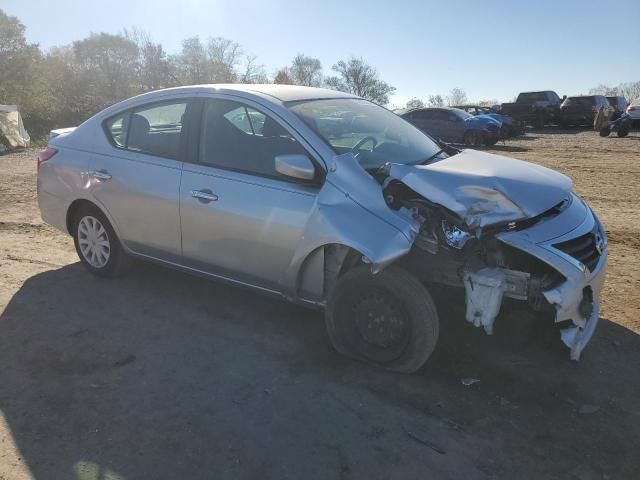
<box><xmin>0</xmin><ymin>105</ymin><xmax>31</xmax><ymax>150</ymax></box>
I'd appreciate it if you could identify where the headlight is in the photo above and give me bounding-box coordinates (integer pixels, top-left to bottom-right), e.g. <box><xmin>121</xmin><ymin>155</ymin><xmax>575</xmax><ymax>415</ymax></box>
<box><xmin>441</xmin><ymin>220</ymin><xmax>473</xmax><ymax>249</ymax></box>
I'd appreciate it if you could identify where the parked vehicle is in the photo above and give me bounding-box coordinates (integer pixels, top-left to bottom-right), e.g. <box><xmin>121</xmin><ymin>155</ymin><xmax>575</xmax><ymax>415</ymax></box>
<box><xmin>606</xmin><ymin>96</ymin><xmax>628</xmax><ymax>120</ymax></box>
<box><xmin>599</xmin><ymin>112</ymin><xmax>632</xmax><ymax>137</ymax></box>
<box><xmin>560</xmin><ymin>95</ymin><xmax>614</xmax><ymax>127</ymax></box>
<box><xmin>453</xmin><ymin>104</ymin><xmax>525</xmax><ymax>137</ymax></box>
<box><xmin>398</xmin><ymin>107</ymin><xmax>501</xmax><ymax>146</ymax></box>
<box><xmin>501</xmin><ymin>91</ymin><xmax>564</xmax><ymax>128</ymax></box>
<box><xmin>626</xmin><ymin>103</ymin><xmax>640</xmax><ymax>126</ymax></box>
<box><xmin>37</xmin><ymin>85</ymin><xmax>607</xmax><ymax>372</ymax></box>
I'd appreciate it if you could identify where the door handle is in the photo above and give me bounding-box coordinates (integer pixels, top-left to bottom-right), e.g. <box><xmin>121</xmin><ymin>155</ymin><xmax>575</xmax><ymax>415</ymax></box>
<box><xmin>93</xmin><ymin>170</ymin><xmax>112</xmax><ymax>181</ymax></box>
<box><xmin>191</xmin><ymin>189</ymin><xmax>218</xmax><ymax>203</ymax></box>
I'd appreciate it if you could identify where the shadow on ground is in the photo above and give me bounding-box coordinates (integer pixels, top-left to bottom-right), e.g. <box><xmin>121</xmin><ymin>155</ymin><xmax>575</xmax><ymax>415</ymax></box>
<box><xmin>1</xmin><ymin>263</ymin><xmax>639</xmax><ymax>479</ymax></box>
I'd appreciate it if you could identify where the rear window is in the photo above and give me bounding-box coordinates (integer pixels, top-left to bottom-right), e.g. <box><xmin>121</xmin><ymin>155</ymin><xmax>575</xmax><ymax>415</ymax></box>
<box><xmin>564</xmin><ymin>97</ymin><xmax>595</xmax><ymax>106</ymax></box>
<box><xmin>105</xmin><ymin>113</ymin><xmax>129</xmax><ymax>148</ymax></box>
<box><xmin>127</xmin><ymin>102</ymin><xmax>187</xmax><ymax>159</ymax></box>
<box><xmin>517</xmin><ymin>92</ymin><xmax>548</xmax><ymax>103</ymax></box>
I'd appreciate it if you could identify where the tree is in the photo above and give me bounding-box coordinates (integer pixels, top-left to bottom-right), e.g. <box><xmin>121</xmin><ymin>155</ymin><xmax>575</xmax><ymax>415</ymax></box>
<box><xmin>206</xmin><ymin>37</ymin><xmax>241</xmax><ymax>83</ymax></box>
<box><xmin>240</xmin><ymin>55</ymin><xmax>268</xmax><ymax>84</ymax></box>
<box><xmin>405</xmin><ymin>97</ymin><xmax>424</xmax><ymax>109</ymax></box>
<box><xmin>289</xmin><ymin>54</ymin><xmax>323</xmax><ymax>87</ymax></box>
<box><xmin>173</xmin><ymin>36</ymin><xmax>208</xmax><ymax>84</ymax></box>
<box><xmin>477</xmin><ymin>99</ymin><xmax>499</xmax><ymax>107</ymax></box>
<box><xmin>325</xmin><ymin>57</ymin><xmax>395</xmax><ymax>105</ymax></box>
<box><xmin>273</xmin><ymin>67</ymin><xmax>294</xmax><ymax>85</ymax></box>
<box><xmin>124</xmin><ymin>28</ymin><xmax>174</xmax><ymax>90</ymax></box>
<box><xmin>71</xmin><ymin>33</ymin><xmax>140</xmax><ymax>114</ymax></box>
<box><xmin>618</xmin><ymin>81</ymin><xmax>640</xmax><ymax>103</ymax></box>
<box><xmin>446</xmin><ymin>87</ymin><xmax>467</xmax><ymax>106</ymax></box>
<box><xmin>427</xmin><ymin>94</ymin><xmax>444</xmax><ymax>107</ymax></box>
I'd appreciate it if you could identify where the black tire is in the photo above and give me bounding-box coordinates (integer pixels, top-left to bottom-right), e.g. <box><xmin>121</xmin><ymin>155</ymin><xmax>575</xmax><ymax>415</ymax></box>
<box><xmin>617</xmin><ymin>126</ymin><xmax>629</xmax><ymax>137</ymax></box>
<box><xmin>325</xmin><ymin>266</ymin><xmax>439</xmax><ymax>373</ymax></box>
<box><xmin>72</xmin><ymin>204</ymin><xmax>128</xmax><ymax>278</ymax></box>
<box><xmin>484</xmin><ymin>135</ymin><xmax>499</xmax><ymax>146</ymax></box>
<box><xmin>599</xmin><ymin>127</ymin><xmax>611</xmax><ymax>137</ymax></box>
<box><xmin>464</xmin><ymin>131</ymin><xmax>483</xmax><ymax>148</ymax></box>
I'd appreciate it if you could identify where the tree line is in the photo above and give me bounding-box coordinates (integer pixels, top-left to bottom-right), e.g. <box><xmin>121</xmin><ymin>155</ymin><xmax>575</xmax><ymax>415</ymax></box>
<box><xmin>0</xmin><ymin>9</ymin><xmax>395</xmax><ymax>139</ymax></box>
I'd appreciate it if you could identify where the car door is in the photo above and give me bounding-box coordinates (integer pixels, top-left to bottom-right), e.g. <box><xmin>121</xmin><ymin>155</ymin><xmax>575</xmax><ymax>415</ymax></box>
<box><xmin>179</xmin><ymin>97</ymin><xmax>320</xmax><ymax>291</ymax></box>
<box><xmin>446</xmin><ymin>111</ymin><xmax>467</xmax><ymax>142</ymax></box>
<box><xmin>90</xmin><ymin>98</ymin><xmax>195</xmax><ymax>263</ymax></box>
<box><xmin>411</xmin><ymin>110</ymin><xmax>440</xmax><ymax>138</ymax></box>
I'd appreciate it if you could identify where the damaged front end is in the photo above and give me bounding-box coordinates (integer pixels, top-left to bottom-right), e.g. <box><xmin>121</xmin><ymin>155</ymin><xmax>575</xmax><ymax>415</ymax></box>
<box><xmin>377</xmin><ymin>150</ymin><xmax>607</xmax><ymax>360</ymax></box>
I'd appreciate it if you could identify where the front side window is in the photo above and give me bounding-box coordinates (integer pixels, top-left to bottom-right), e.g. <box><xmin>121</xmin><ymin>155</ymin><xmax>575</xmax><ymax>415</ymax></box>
<box><xmin>288</xmin><ymin>98</ymin><xmax>442</xmax><ymax>170</ymax></box>
<box><xmin>200</xmin><ymin>99</ymin><xmax>307</xmax><ymax>178</ymax></box>
<box><xmin>127</xmin><ymin>101</ymin><xmax>187</xmax><ymax>158</ymax></box>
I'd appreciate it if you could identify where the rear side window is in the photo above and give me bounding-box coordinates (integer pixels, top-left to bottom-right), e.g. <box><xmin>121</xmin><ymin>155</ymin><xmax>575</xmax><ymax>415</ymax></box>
<box><xmin>105</xmin><ymin>113</ymin><xmax>129</xmax><ymax>147</ymax></box>
<box><xmin>199</xmin><ymin>99</ymin><xmax>307</xmax><ymax>178</ymax></box>
<box><xmin>127</xmin><ymin>102</ymin><xmax>188</xmax><ymax>159</ymax></box>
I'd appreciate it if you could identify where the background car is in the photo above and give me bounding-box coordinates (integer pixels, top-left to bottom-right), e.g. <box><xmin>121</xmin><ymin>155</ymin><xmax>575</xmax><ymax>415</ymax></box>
<box><xmin>453</xmin><ymin>104</ymin><xmax>524</xmax><ymax>137</ymax></box>
<box><xmin>398</xmin><ymin>107</ymin><xmax>501</xmax><ymax>146</ymax></box>
<box><xmin>626</xmin><ymin>103</ymin><xmax>640</xmax><ymax>126</ymax></box>
<box><xmin>560</xmin><ymin>95</ymin><xmax>614</xmax><ymax>127</ymax></box>
<box><xmin>501</xmin><ymin>90</ymin><xmax>564</xmax><ymax>128</ymax></box>
<box><xmin>607</xmin><ymin>96</ymin><xmax>629</xmax><ymax>120</ymax></box>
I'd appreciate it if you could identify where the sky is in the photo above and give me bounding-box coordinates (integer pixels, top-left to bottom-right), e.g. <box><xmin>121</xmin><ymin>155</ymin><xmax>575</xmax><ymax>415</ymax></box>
<box><xmin>2</xmin><ymin>0</ymin><xmax>639</xmax><ymax>107</ymax></box>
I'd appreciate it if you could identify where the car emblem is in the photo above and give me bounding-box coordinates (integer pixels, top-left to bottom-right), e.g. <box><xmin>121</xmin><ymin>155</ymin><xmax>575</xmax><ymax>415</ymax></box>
<box><xmin>594</xmin><ymin>232</ymin><xmax>604</xmax><ymax>256</ymax></box>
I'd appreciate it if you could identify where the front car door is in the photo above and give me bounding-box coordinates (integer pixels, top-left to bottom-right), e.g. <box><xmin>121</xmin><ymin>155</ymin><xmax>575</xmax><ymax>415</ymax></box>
<box><xmin>179</xmin><ymin>96</ymin><xmax>320</xmax><ymax>292</ymax></box>
<box><xmin>90</xmin><ymin>98</ymin><xmax>196</xmax><ymax>262</ymax></box>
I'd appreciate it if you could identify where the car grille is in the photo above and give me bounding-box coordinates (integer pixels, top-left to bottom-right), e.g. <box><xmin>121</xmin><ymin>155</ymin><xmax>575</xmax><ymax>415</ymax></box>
<box><xmin>553</xmin><ymin>229</ymin><xmax>602</xmax><ymax>272</ymax></box>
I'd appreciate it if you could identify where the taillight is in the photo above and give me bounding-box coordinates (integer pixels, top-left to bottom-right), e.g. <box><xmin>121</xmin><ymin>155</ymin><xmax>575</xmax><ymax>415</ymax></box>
<box><xmin>36</xmin><ymin>147</ymin><xmax>57</xmax><ymax>172</ymax></box>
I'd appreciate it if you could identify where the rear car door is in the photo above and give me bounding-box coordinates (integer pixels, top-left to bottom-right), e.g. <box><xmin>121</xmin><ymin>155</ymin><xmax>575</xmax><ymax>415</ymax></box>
<box><xmin>179</xmin><ymin>97</ymin><xmax>320</xmax><ymax>291</ymax></box>
<box><xmin>90</xmin><ymin>98</ymin><xmax>195</xmax><ymax>262</ymax></box>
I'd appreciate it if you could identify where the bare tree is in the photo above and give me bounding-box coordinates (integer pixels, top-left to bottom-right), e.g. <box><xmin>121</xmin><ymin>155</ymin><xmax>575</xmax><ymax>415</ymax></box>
<box><xmin>477</xmin><ymin>99</ymin><xmax>499</xmax><ymax>107</ymax></box>
<box><xmin>206</xmin><ymin>37</ymin><xmax>242</xmax><ymax>83</ymax></box>
<box><xmin>289</xmin><ymin>54</ymin><xmax>323</xmax><ymax>87</ymax></box>
<box><xmin>173</xmin><ymin>36</ymin><xmax>208</xmax><ymax>84</ymax></box>
<box><xmin>405</xmin><ymin>97</ymin><xmax>424</xmax><ymax>109</ymax></box>
<box><xmin>240</xmin><ymin>54</ymin><xmax>267</xmax><ymax>84</ymax></box>
<box><xmin>446</xmin><ymin>87</ymin><xmax>468</xmax><ymax>106</ymax></box>
<box><xmin>124</xmin><ymin>28</ymin><xmax>173</xmax><ymax>90</ymax></box>
<box><xmin>427</xmin><ymin>94</ymin><xmax>444</xmax><ymax>107</ymax></box>
<box><xmin>324</xmin><ymin>57</ymin><xmax>395</xmax><ymax>105</ymax></box>
<box><xmin>618</xmin><ymin>81</ymin><xmax>640</xmax><ymax>103</ymax></box>
<box><xmin>589</xmin><ymin>84</ymin><xmax>618</xmax><ymax>96</ymax></box>
<box><xmin>273</xmin><ymin>67</ymin><xmax>294</xmax><ymax>84</ymax></box>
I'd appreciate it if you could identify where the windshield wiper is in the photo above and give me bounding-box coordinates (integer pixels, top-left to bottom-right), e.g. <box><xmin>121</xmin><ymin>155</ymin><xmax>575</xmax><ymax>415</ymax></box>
<box><xmin>410</xmin><ymin>149</ymin><xmax>446</xmax><ymax>165</ymax></box>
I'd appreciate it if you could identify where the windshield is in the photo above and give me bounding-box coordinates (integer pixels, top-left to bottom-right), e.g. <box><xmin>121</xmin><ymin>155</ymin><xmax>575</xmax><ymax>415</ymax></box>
<box><xmin>287</xmin><ymin>98</ymin><xmax>443</xmax><ymax>170</ymax></box>
<box><xmin>517</xmin><ymin>92</ymin><xmax>547</xmax><ymax>103</ymax></box>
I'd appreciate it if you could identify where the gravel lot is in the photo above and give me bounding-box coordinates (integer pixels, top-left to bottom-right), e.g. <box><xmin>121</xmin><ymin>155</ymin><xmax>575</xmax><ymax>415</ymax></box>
<box><xmin>1</xmin><ymin>130</ymin><xmax>639</xmax><ymax>479</ymax></box>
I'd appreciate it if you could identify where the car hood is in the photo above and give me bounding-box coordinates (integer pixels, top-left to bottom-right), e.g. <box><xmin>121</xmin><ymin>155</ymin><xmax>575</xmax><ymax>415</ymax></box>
<box><xmin>465</xmin><ymin>115</ymin><xmax>501</xmax><ymax>128</ymax></box>
<box><xmin>387</xmin><ymin>149</ymin><xmax>573</xmax><ymax>230</ymax></box>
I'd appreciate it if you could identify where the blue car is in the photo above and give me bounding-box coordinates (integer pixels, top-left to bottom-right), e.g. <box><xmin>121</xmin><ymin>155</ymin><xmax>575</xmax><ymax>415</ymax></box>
<box><xmin>398</xmin><ymin>107</ymin><xmax>502</xmax><ymax>146</ymax></box>
<box><xmin>453</xmin><ymin>105</ymin><xmax>525</xmax><ymax>137</ymax></box>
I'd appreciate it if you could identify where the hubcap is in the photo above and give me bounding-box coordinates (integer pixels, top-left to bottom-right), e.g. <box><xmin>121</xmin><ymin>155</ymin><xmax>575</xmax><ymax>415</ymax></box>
<box><xmin>78</xmin><ymin>216</ymin><xmax>110</xmax><ymax>268</ymax></box>
<box><xmin>353</xmin><ymin>292</ymin><xmax>408</xmax><ymax>348</ymax></box>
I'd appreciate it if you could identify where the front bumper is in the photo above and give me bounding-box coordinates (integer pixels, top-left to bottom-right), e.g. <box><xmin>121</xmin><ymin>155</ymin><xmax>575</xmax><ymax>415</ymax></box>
<box><xmin>497</xmin><ymin>203</ymin><xmax>607</xmax><ymax>360</ymax></box>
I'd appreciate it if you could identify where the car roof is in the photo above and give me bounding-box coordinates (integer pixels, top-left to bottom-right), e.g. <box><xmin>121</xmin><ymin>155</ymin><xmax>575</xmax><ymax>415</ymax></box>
<box><xmin>127</xmin><ymin>84</ymin><xmax>358</xmax><ymax>104</ymax></box>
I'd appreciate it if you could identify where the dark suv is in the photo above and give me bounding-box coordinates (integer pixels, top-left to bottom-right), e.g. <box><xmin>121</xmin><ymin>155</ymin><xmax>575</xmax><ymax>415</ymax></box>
<box><xmin>560</xmin><ymin>95</ymin><xmax>614</xmax><ymax>127</ymax></box>
<box><xmin>606</xmin><ymin>96</ymin><xmax>629</xmax><ymax>119</ymax></box>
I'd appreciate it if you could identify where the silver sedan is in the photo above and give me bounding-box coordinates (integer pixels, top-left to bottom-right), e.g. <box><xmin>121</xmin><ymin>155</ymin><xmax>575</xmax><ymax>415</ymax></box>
<box><xmin>37</xmin><ymin>84</ymin><xmax>607</xmax><ymax>372</ymax></box>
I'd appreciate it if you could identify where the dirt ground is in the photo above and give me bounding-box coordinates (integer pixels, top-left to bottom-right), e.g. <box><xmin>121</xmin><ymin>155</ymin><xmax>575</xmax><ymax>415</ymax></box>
<box><xmin>0</xmin><ymin>130</ymin><xmax>639</xmax><ymax>479</ymax></box>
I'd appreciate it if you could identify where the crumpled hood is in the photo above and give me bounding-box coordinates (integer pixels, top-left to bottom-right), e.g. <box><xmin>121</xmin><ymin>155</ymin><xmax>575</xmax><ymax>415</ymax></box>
<box><xmin>387</xmin><ymin>149</ymin><xmax>573</xmax><ymax>229</ymax></box>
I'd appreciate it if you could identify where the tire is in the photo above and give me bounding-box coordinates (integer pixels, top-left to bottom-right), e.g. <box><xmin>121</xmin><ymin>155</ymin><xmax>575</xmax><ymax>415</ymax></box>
<box><xmin>325</xmin><ymin>266</ymin><xmax>439</xmax><ymax>373</ymax></box>
<box><xmin>464</xmin><ymin>131</ymin><xmax>483</xmax><ymax>148</ymax></box>
<box><xmin>73</xmin><ymin>204</ymin><xmax>128</xmax><ymax>277</ymax></box>
<box><xmin>599</xmin><ymin>127</ymin><xmax>611</xmax><ymax>137</ymax></box>
<box><xmin>484</xmin><ymin>135</ymin><xmax>499</xmax><ymax>146</ymax></box>
<box><xmin>617</xmin><ymin>126</ymin><xmax>629</xmax><ymax>137</ymax></box>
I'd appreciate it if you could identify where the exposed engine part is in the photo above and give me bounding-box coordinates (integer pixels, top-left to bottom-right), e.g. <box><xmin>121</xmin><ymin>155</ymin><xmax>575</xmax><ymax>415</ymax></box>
<box><xmin>441</xmin><ymin>220</ymin><xmax>473</xmax><ymax>249</ymax></box>
<box><xmin>463</xmin><ymin>268</ymin><xmax>506</xmax><ymax>334</ymax></box>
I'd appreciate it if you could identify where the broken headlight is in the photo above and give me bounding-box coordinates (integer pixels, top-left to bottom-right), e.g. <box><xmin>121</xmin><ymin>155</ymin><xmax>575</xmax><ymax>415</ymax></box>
<box><xmin>441</xmin><ymin>220</ymin><xmax>473</xmax><ymax>249</ymax></box>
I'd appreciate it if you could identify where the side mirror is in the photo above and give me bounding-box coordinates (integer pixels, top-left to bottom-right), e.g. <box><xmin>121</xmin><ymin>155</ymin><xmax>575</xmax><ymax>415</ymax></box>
<box><xmin>275</xmin><ymin>154</ymin><xmax>315</xmax><ymax>181</ymax></box>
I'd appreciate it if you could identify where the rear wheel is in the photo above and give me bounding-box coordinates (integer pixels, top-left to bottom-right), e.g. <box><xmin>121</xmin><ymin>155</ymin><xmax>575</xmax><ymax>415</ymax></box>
<box><xmin>325</xmin><ymin>266</ymin><xmax>439</xmax><ymax>373</ymax></box>
<box><xmin>73</xmin><ymin>204</ymin><xmax>128</xmax><ymax>277</ymax></box>
<box><xmin>617</xmin><ymin>126</ymin><xmax>629</xmax><ymax>137</ymax></box>
<box><xmin>464</xmin><ymin>131</ymin><xmax>483</xmax><ymax>147</ymax></box>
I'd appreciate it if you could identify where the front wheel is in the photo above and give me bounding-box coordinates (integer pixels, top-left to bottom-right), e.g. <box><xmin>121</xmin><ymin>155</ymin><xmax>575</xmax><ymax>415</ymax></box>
<box><xmin>617</xmin><ymin>125</ymin><xmax>629</xmax><ymax>137</ymax></box>
<box><xmin>325</xmin><ymin>266</ymin><xmax>439</xmax><ymax>373</ymax></box>
<box><xmin>599</xmin><ymin>127</ymin><xmax>611</xmax><ymax>137</ymax></box>
<box><xmin>73</xmin><ymin>204</ymin><xmax>128</xmax><ymax>277</ymax></box>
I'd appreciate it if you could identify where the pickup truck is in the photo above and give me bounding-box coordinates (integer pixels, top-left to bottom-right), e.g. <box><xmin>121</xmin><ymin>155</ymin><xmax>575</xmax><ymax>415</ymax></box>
<box><xmin>501</xmin><ymin>91</ymin><xmax>564</xmax><ymax>128</ymax></box>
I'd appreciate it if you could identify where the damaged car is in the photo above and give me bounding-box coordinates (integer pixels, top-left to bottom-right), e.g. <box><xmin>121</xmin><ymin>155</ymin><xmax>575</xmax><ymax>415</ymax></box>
<box><xmin>37</xmin><ymin>85</ymin><xmax>607</xmax><ymax>373</ymax></box>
